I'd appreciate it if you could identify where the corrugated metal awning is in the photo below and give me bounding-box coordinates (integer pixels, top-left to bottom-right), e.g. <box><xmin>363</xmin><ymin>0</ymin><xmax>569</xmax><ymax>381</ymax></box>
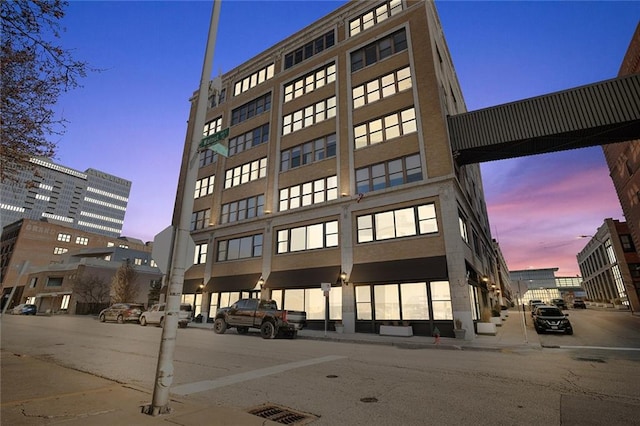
<box><xmin>266</xmin><ymin>266</ymin><xmax>341</xmax><ymax>289</ymax></box>
<box><xmin>350</xmin><ymin>256</ymin><xmax>448</xmax><ymax>284</ymax></box>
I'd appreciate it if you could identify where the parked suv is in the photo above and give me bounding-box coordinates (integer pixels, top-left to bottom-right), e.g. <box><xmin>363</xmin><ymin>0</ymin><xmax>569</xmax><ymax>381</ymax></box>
<box><xmin>573</xmin><ymin>299</ymin><xmax>587</xmax><ymax>309</ymax></box>
<box><xmin>99</xmin><ymin>303</ymin><xmax>144</xmax><ymax>324</ymax></box>
<box><xmin>551</xmin><ymin>298</ymin><xmax>567</xmax><ymax>310</ymax></box>
<box><xmin>532</xmin><ymin>305</ymin><xmax>573</xmax><ymax>334</ymax></box>
<box><xmin>139</xmin><ymin>303</ymin><xmax>193</xmax><ymax>328</ymax></box>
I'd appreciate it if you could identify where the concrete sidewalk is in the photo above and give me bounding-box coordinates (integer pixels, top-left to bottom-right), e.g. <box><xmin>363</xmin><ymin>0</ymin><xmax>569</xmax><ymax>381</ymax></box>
<box><xmin>1</xmin><ymin>310</ymin><xmax>534</xmax><ymax>425</ymax></box>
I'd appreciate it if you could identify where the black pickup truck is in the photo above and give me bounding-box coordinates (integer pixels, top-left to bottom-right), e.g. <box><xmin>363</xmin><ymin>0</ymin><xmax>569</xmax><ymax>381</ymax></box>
<box><xmin>213</xmin><ymin>298</ymin><xmax>307</xmax><ymax>339</ymax></box>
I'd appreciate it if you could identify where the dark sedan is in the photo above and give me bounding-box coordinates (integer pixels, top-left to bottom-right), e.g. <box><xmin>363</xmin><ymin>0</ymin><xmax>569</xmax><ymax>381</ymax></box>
<box><xmin>533</xmin><ymin>305</ymin><xmax>573</xmax><ymax>335</ymax></box>
<box><xmin>573</xmin><ymin>299</ymin><xmax>587</xmax><ymax>309</ymax></box>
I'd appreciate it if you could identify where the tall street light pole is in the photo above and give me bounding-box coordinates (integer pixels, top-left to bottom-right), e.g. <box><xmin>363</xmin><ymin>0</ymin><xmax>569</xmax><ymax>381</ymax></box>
<box><xmin>144</xmin><ymin>0</ymin><xmax>221</xmax><ymax>416</ymax></box>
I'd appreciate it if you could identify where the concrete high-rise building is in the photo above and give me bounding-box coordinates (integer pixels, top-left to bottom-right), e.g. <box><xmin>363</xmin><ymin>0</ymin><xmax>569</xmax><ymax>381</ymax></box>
<box><xmin>1</xmin><ymin>157</ymin><xmax>131</xmax><ymax>238</ymax></box>
<box><xmin>172</xmin><ymin>0</ymin><xmax>496</xmax><ymax>339</ymax></box>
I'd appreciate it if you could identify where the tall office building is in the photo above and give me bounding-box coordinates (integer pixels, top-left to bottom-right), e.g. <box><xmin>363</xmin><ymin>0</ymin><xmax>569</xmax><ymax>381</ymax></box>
<box><xmin>173</xmin><ymin>0</ymin><xmax>496</xmax><ymax>338</ymax></box>
<box><xmin>0</xmin><ymin>157</ymin><xmax>131</xmax><ymax>238</ymax></box>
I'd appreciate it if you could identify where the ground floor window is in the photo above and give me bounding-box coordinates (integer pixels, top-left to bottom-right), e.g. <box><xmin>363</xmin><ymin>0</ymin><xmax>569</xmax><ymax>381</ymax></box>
<box><xmin>271</xmin><ymin>287</ymin><xmax>342</xmax><ymax>320</ymax></box>
<box><xmin>61</xmin><ymin>294</ymin><xmax>70</xmax><ymax>310</ymax></box>
<box><xmin>355</xmin><ymin>281</ymin><xmax>451</xmax><ymax>321</ymax></box>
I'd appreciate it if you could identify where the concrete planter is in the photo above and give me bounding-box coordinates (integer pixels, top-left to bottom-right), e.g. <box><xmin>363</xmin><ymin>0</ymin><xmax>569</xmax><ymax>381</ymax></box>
<box><xmin>490</xmin><ymin>317</ymin><xmax>503</xmax><ymax>326</ymax></box>
<box><xmin>476</xmin><ymin>322</ymin><xmax>497</xmax><ymax>335</ymax></box>
<box><xmin>454</xmin><ymin>329</ymin><xmax>466</xmax><ymax>339</ymax></box>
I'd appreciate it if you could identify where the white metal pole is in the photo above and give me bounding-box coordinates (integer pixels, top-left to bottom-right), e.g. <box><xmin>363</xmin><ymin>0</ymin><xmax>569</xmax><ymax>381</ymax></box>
<box><xmin>145</xmin><ymin>0</ymin><xmax>221</xmax><ymax>416</ymax></box>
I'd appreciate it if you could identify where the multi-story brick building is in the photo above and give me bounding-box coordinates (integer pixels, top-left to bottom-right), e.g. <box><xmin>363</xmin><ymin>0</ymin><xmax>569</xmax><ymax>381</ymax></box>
<box><xmin>1</xmin><ymin>157</ymin><xmax>131</xmax><ymax>238</ymax></box>
<box><xmin>173</xmin><ymin>0</ymin><xmax>496</xmax><ymax>338</ymax></box>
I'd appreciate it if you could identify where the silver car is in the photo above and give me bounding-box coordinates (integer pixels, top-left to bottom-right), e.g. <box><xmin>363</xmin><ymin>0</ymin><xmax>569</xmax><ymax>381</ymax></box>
<box><xmin>98</xmin><ymin>303</ymin><xmax>144</xmax><ymax>324</ymax></box>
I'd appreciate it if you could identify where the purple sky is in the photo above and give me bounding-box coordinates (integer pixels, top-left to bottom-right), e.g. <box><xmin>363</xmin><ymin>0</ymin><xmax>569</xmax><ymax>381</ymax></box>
<box><xmin>53</xmin><ymin>1</ymin><xmax>639</xmax><ymax>277</ymax></box>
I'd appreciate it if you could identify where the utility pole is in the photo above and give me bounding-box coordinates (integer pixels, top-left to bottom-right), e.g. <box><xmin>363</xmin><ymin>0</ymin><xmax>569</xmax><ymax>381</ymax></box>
<box><xmin>144</xmin><ymin>0</ymin><xmax>221</xmax><ymax>416</ymax></box>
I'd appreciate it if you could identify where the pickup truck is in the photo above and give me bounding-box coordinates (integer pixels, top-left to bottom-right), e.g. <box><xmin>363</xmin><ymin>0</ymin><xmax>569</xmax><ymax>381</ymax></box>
<box><xmin>139</xmin><ymin>303</ymin><xmax>193</xmax><ymax>328</ymax></box>
<box><xmin>213</xmin><ymin>298</ymin><xmax>306</xmax><ymax>339</ymax></box>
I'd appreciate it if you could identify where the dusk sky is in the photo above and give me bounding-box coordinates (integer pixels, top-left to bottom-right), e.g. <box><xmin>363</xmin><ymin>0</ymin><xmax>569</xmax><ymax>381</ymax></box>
<box><xmin>51</xmin><ymin>1</ymin><xmax>639</xmax><ymax>277</ymax></box>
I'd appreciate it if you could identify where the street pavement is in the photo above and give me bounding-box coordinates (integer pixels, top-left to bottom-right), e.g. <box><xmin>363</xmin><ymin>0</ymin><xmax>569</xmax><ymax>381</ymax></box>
<box><xmin>0</xmin><ymin>308</ymin><xmax>621</xmax><ymax>425</ymax></box>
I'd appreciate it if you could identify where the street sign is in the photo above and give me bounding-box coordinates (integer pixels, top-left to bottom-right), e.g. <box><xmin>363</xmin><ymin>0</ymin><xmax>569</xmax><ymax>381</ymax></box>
<box><xmin>199</xmin><ymin>128</ymin><xmax>229</xmax><ymax>148</ymax></box>
<box><xmin>152</xmin><ymin>225</ymin><xmax>195</xmax><ymax>274</ymax></box>
<box><xmin>321</xmin><ymin>282</ymin><xmax>331</xmax><ymax>292</ymax></box>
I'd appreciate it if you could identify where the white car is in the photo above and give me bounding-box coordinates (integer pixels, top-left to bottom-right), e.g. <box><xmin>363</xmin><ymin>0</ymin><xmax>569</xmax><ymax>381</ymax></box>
<box><xmin>139</xmin><ymin>303</ymin><xmax>193</xmax><ymax>328</ymax></box>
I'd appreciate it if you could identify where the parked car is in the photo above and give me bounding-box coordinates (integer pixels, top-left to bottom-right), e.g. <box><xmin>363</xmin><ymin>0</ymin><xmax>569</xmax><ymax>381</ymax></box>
<box><xmin>529</xmin><ymin>299</ymin><xmax>545</xmax><ymax>316</ymax></box>
<box><xmin>213</xmin><ymin>298</ymin><xmax>307</xmax><ymax>339</ymax></box>
<box><xmin>532</xmin><ymin>305</ymin><xmax>573</xmax><ymax>334</ymax></box>
<box><xmin>11</xmin><ymin>303</ymin><xmax>37</xmax><ymax>315</ymax></box>
<box><xmin>573</xmin><ymin>299</ymin><xmax>587</xmax><ymax>309</ymax></box>
<box><xmin>139</xmin><ymin>303</ymin><xmax>193</xmax><ymax>328</ymax></box>
<box><xmin>551</xmin><ymin>298</ymin><xmax>567</xmax><ymax>310</ymax></box>
<box><xmin>98</xmin><ymin>303</ymin><xmax>144</xmax><ymax>324</ymax></box>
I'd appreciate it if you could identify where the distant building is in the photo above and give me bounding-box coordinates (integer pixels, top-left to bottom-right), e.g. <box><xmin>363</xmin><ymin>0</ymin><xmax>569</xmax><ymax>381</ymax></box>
<box><xmin>509</xmin><ymin>268</ymin><xmax>584</xmax><ymax>305</ymax></box>
<box><xmin>1</xmin><ymin>157</ymin><xmax>131</xmax><ymax>238</ymax></box>
<box><xmin>577</xmin><ymin>218</ymin><xmax>640</xmax><ymax>312</ymax></box>
<box><xmin>171</xmin><ymin>0</ymin><xmax>497</xmax><ymax>339</ymax></box>
<box><xmin>0</xmin><ymin>219</ymin><xmax>157</xmax><ymax>312</ymax></box>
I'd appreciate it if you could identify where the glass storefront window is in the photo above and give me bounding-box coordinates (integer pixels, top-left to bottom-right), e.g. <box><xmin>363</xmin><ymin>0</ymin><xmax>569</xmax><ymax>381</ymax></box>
<box><xmin>305</xmin><ymin>288</ymin><xmax>325</xmax><ymax>320</ymax></box>
<box><xmin>329</xmin><ymin>287</ymin><xmax>342</xmax><ymax>320</ymax></box>
<box><xmin>284</xmin><ymin>289</ymin><xmax>304</xmax><ymax>311</ymax></box>
<box><xmin>355</xmin><ymin>285</ymin><xmax>372</xmax><ymax>320</ymax></box>
<box><xmin>374</xmin><ymin>284</ymin><xmax>400</xmax><ymax>320</ymax></box>
<box><xmin>210</xmin><ymin>292</ymin><xmax>219</xmax><ymax>315</ymax></box>
<box><xmin>400</xmin><ymin>282</ymin><xmax>428</xmax><ymax>319</ymax></box>
<box><xmin>271</xmin><ymin>289</ymin><xmax>283</xmax><ymax>309</ymax></box>
<box><xmin>431</xmin><ymin>281</ymin><xmax>452</xmax><ymax>319</ymax></box>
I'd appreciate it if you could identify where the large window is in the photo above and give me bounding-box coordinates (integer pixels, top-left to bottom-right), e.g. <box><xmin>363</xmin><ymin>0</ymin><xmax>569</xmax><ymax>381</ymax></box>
<box><xmin>217</xmin><ymin>234</ymin><xmax>263</xmax><ymax>261</ymax></box>
<box><xmin>191</xmin><ymin>209</ymin><xmax>211</xmax><ymax>231</ymax></box>
<box><xmin>203</xmin><ymin>117</ymin><xmax>222</xmax><ymax>137</ymax></box>
<box><xmin>273</xmin><ymin>287</ymin><xmax>342</xmax><ymax>320</ymax></box>
<box><xmin>284</xmin><ymin>31</ymin><xmax>335</xmax><ymax>69</ymax></box>
<box><xmin>281</xmin><ymin>134</ymin><xmax>336</xmax><ymax>171</ymax></box>
<box><xmin>199</xmin><ymin>149</ymin><xmax>218</xmax><ymax>168</ymax></box>
<box><xmin>282</xmin><ymin>97</ymin><xmax>336</xmax><ymax>136</ymax></box>
<box><xmin>233</xmin><ymin>63</ymin><xmax>275</xmax><ymax>97</ymax></box>
<box><xmin>231</xmin><ymin>93</ymin><xmax>271</xmax><ymax>126</ymax></box>
<box><xmin>284</xmin><ymin>63</ymin><xmax>336</xmax><ymax>103</ymax></box>
<box><xmin>220</xmin><ymin>195</ymin><xmax>265</xmax><ymax>224</ymax></box>
<box><xmin>354</xmin><ymin>107</ymin><xmax>416</xmax><ymax>149</ymax></box>
<box><xmin>46</xmin><ymin>277</ymin><xmax>63</xmax><ymax>287</ymax></box>
<box><xmin>356</xmin><ymin>203</ymin><xmax>437</xmax><ymax>243</ymax></box>
<box><xmin>224</xmin><ymin>158</ymin><xmax>267</xmax><ymax>189</ymax></box>
<box><xmin>349</xmin><ymin>0</ymin><xmax>403</xmax><ymax>36</ymax></box>
<box><xmin>194</xmin><ymin>243</ymin><xmax>208</xmax><ymax>265</ymax></box>
<box><xmin>228</xmin><ymin>124</ymin><xmax>269</xmax><ymax>156</ymax></box>
<box><xmin>276</xmin><ymin>220</ymin><xmax>338</xmax><ymax>254</ymax></box>
<box><xmin>353</xmin><ymin>67</ymin><xmax>412</xmax><ymax>109</ymax></box>
<box><xmin>431</xmin><ymin>281</ymin><xmax>452</xmax><ymax>319</ymax></box>
<box><xmin>195</xmin><ymin>175</ymin><xmax>215</xmax><ymax>199</ymax></box>
<box><xmin>355</xmin><ymin>154</ymin><xmax>422</xmax><ymax>194</ymax></box>
<box><xmin>279</xmin><ymin>176</ymin><xmax>338</xmax><ymax>212</ymax></box>
<box><xmin>351</xmin><ymin>28</ymin><xmax>407</xmax><ymax>72</ymax></box>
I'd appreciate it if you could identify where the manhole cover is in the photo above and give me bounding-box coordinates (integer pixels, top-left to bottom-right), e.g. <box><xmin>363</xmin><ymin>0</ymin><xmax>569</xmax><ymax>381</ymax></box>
<box><xmin>247</xmin><ymin>404</ymin><xmax>317</xmax><ymax>425</ymax></box>
<box><xmin>360</xmin><ymin>397</ymin><xmax>378</xmax><ymax>403</ymax></box>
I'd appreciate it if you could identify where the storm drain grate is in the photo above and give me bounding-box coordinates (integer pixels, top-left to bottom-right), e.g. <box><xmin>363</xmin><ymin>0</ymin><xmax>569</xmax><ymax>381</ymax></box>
<box><xmin>247</xmin><ymin>404</ymin><xmax>318</xmax><ymax>425</ymax></box>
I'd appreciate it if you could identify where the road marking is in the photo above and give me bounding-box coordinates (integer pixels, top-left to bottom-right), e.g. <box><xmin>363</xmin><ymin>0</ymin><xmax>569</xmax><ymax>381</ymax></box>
<box><xmin>171</xmin><ymin>355</ymin><xmax>346</xmax><ymax>395</ymax></box>
<box><xmin>553</xmin><ymin>345</ymin><xmax>640</xmax><ymax>351</ymax></box>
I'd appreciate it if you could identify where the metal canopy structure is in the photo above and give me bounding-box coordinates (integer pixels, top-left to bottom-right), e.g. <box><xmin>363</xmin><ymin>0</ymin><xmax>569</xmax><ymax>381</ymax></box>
<box><xmin>449</xmin><ymin>74</ymin><xmax>640</xmax><ymax>165</ymax></box>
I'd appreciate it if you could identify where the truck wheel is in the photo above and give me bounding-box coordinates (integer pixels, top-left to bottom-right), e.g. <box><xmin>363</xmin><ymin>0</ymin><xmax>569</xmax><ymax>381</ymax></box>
<box><xmin>213</xmin><ymin>318</ymin><xmax>227</xmax><ymax>334</ymax></box>
<box><xmin>260</xmin><ymin>321</ymin><xmax>277</xmax><ymax>339</ymax></box>
<box><xmin>236</xmin><ymin>326</ymin><xmax>249</xmax><ymax>334</ymax></box>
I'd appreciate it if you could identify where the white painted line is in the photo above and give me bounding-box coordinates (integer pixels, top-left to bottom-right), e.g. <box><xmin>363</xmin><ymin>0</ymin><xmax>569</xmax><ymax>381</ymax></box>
<box><xmin>557</xmin><ymin>345</ymin><xmax>640</xmax><ymax>351</ymax></box>
<box><xmin>171</xmin><ymin>355</ymin><xmax>346</xmax><ymax>396</ymax></box>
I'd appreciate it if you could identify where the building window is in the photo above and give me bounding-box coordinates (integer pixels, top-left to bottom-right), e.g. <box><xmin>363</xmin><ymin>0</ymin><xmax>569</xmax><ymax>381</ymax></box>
<box><xmin>194</xmin><ymin>243</ymin><xmax>208</xmax><ymax>264</ymax></box>
<box><xmin>458</xmin><ymin>211</ymin><xmax>468</xmax><ymax>243</ymax></box>
<box><xmin>354</xmin><ymin>107</ymin><xmax>416</xmax><ymax>149</ymax></box>
<box><xmin>355</xmin><ymin>154</ymin><xmax>422</xmax><ymax>194</ymax></box>
<box><xmin>620</xmin><ymin>234</ymin><xmax>635</xmax><ymax>252</ymax></box>
<box><xmin>199</xmin><ymin>149</ymin><xmax>218</xmax><ymax>168</ymax></box>
<box><xmin>282</xmin><ymin>96</ymin><xmax>336</xmax><ymax>136</ymax></box>
<box><xmin>224</xmin><ymin>158</ymin><xmax>267</xmax><ymax>189</ymax></box>
<box><xmin>217</xmin><ymin>234</ymin><xmax>263</xmax><ymax>261</ymax></box>
<box><xmin>203</xmin><ymin>117</ymin><xmax>222</xmax><ymax>137</ymax></box>
<box><xmin>284</xmin><ymin>30</ymin><xmax>335</xmax><ymax>69</ymax></box>
<box><xmin>75</xmin><ymin>236</ymin><xmax>89</xmax><ymax>245</ymax></box>
<box><xmin>431</xmin><ymin>281</ymin><xmax>453</xmax><ymax>319</ymax></box>
<box><xmin>220</xmin><ymin>194</ymin><xmax>265</xmax><ymax>224</ymax></box>
<box><xmin>279</xmin><ymin>176</ymin><xmax>338</xmax><ymax>211</ymax></box>
<box><xmin>195</xmin><ymin>175</ymin><xmax>215</xmax><ymax>199</ymax></box>
<box><xmin>231</xmin><ymin>93</ymin><xmax>271</xmax><ymax>126</ymax></box>
<box><xmin>53</xmin><ymin>247</ymin><xmax>68</xmax><ymax>255</ymax></box>
<box><xmin>29</xmin><ymin>277</ymin><xmax>37</xmax><ymax>288</ymax></box>
<box><xmin>61</xmin><ymin>294</ymin><xmax>70</xmax><ymax>310</ymax></box>
<box><xmin>276</xmin><ymin>220</ymin><xmax>338</xmax><ymax>254</ymax></box>
<box><xmin>134</xmin><ymin>258</ymin><xmax>143</xmax><ymax>266</ymax></box>
<box><xmin>228</xmin><ymin>123</ymin><xmax>269</xmax><ymax>156</ymax></box>
<box><xmin>233</xmin><ymin>63</ymin><xmax>275</xmax><ymax>97</ymax></box>
<box><xmin>351</xmin><ymin>28</ymin><xmax>407</xmax><ymax>72</ymax></box>
<box><xmin>349</xmin><ymin>0</ymin><xmax>403</xmax><ymax>36</ymax></box>
<box><xmin>353</xmin><ymin>66</ymin><xmax>412</xmax><ymax>109</ymax></box>
<box><xmin>191</xmin><ymin>209</ymin><xmax>211</xmax><ymax>231</ymax></box>
<box><xmin>356</xmin><ymin>203</ymin><xmax>438</xmax><ymax>243</ymax></box>
<box><xmin>57</xmin><ymin>233</ymin><xmax>71</xmax><ymax>242</ymax></box>
<box><xmin>281</xmin><ymin>134</ymin><xmax>336</xmax><ymax>172</ymax></box>
<box><xmin>284</xmin><ymin>63</ymin><xmax>336</xmax><ymax>103</ymax></box>
<box><xmin>46</xmin><ymin>277</ymin><xmax>63</xmax><ymax>287</ymax></box>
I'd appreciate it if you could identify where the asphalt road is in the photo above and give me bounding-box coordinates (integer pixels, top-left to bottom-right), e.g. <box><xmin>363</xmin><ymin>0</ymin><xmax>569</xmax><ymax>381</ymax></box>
<box><xmin>2</xmin><ymin>311</ymin><xmax>640</xmax><ymax>425</ymax></box>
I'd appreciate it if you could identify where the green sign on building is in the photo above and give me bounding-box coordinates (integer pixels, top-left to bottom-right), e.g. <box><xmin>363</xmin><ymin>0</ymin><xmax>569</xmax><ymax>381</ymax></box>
<box><xmin>199</xmin><ymin>128</ymin><xmax>229</xmax><ymax>157</ymax></box>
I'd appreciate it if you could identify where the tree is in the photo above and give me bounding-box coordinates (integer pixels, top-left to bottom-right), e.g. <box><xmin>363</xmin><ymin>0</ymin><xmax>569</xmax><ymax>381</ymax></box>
<box><xmin>1</xmin><ymin>0</ymin><xmax>89</xmax><ymax>183</ymax></box>
<box><xmin>70</xmin><ymin>273</ymin><xmax>110</xmax><ymax>314</ymax></box>
<box><xmin>111</xmin><ymin>259</ymin><xmax>139</xmax><ymax>303</ymax></box>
